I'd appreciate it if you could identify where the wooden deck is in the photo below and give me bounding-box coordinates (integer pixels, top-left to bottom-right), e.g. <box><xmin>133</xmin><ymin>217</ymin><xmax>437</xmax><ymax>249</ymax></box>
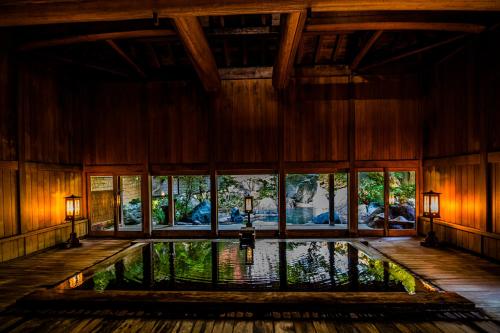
<box><xmin>0</xmin><ymin>237</ymin><xmax>499</xmax><ymax>333</ymax></box>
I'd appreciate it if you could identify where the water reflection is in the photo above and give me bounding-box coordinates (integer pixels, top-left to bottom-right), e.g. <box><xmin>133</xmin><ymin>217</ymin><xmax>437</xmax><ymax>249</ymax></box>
<box><xmin>81</xmin><ymin>240</ymin><xmax>422</xmax><ymax>294</ymax></box>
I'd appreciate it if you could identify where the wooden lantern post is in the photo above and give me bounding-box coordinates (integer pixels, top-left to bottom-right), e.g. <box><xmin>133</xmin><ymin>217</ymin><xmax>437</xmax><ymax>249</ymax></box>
<box><xmin>421</xmin><ymin>190</ymin><xmax>441</xmax><ymax>247</ymax></box>
<box><xmin>65</xmin><ymin>194</ymin><xmax>82</xmax><ymax>248</ymax></box>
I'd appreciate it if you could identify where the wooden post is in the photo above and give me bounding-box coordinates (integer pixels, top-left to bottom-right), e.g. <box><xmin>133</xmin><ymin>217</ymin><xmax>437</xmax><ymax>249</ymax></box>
<box><xmin>348</xmin><ymin>75</ymin><xmax>358</xmax><ymax>236</ymax></box>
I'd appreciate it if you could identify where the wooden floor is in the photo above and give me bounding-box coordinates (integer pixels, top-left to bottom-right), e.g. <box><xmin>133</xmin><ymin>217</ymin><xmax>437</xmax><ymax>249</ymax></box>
<box><xmin>369</xmin><ymin>237</ymin><xmax>500</xmax><ymax>320</ymax></box>
<box><xmin>0</xmin><ymin>237</ymin><xmax>499</xmax><ymax>333</ymax></box>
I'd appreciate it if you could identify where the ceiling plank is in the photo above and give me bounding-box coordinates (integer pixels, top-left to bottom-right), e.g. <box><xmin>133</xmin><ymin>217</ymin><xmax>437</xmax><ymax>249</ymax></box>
<box><xmin>351</xmin><ymin>30</ymin><xmax>383</xmax><ymax>70</ymax></box>
<box><xmin>273</xmin><ymin>10</ymin><xmax>307</xmax><ymax>89</ymax></box>
<box><xmin>173</xmin><ymin>16</ymin><xmax>221</xmax><ymax>92</ymax></box>
<box><xmin>106</xmin><ymin>39</ymin><xmax>146</xmax><ymax>78</ymax></box>
<box><xmin>314</xmin><ymin>35</ymin><xmax>325</xmax><ymax>64</ymax></box>
<box><xmin>331</xmin><ymin>34</ymin><xmax>346</xmax><ymax>63</ymax></box>
<box><xmin>359</xmin><ymin>33</ymin><xmax>468</xmax><ymax>72</ymax></box>
<box><xmin>38</xmin><ymin>53</ymin><xmax>130</xmax><ymax>78</ymax></box>
<box><xmin>18</xmin><ymin>30</ymin><xmax>177</xmax><ymax>51</ymax></box>
<box><xmin>306</xmin><ymin>22</ymin><xmax>486</xmax><ymax>33</ymax></box>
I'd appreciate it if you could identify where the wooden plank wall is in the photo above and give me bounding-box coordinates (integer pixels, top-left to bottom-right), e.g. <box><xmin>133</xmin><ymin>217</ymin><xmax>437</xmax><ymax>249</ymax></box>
<box><xmin>422</xmin><ymin>31</ymin><xmax>500</xmax><ymax>260</ymax></box>
<box><xmin>85</xmin><ymin>75</ymin><xmax>421</xmax><ymax>167</ymax></box>
<box><xmin>0</xmin><ymin>52</ymin><xmax>87</xmax><ymax>262</ymax></box>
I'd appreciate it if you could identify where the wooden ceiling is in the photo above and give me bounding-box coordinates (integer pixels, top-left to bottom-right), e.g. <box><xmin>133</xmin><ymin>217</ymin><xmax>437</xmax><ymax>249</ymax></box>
<box><xmin>5</xmin><ymin>5</ymin><xmax>500</xmax><ymax>90</ymax></box>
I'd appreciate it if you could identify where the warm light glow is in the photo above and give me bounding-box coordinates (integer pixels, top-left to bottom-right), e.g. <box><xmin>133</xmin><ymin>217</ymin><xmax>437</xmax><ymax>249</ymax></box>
<box><xmin>423</xmin><ymin>191</ymin><xmax>440</xmax><ymax>218</ymax></box>
<box><xmin>68</xmin><ymin>273</ymin><xmax>84</xmax><ymax>289</ymax></box>
<box><xmin>245</xmin><ymin>246</ymin><xmax>254</xmax><ymax>265</ymax></box>
<box><xmin>65</xmin><ymin>195</ymin><xmax>82</xmax><ymax>220</ymax></box>
<box><xmin>244</xmin><ymin>196</ymin><xmax>254</xmax><ymax>213</ymax></box>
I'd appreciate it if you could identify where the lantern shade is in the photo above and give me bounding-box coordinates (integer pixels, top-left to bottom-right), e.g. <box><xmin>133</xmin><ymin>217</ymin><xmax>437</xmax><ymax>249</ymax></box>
<box><xmin>65</xmin><ymin>194</ymin><xmax>82</xmax><ymax>220</ymax></box>
<box><xmin>423</xmin><ymin>190</ymin><xmax>440</xmax><ymax>218</ymax></box>
<box><xmin>244</xmin><ymin>196</ymin><xmax>254</xmax><ymax>213</ymax></box>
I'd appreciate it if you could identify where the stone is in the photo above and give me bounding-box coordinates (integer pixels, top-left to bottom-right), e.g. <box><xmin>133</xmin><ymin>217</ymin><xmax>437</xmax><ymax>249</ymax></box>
<box><xmin>364</xmin><ymin>207</ymin><xmax>385</xmax><ymax>229</ymax></box>
<box><xmin>123</xmin><ymin>201</ymin><xmax>142</xmax><ymax>225</ymax></box>
<box><xmin>312</xmin><ymin>211</ymin><xmax>341</xmax><ymax>224</ymax></box>
<box><xmin>230</xmin><ymin>207</ymin><xmax>244</xmax><ymax>223</ymax></box>
<box><xmin>389</xmin><ymin>203</ymin><xmax>416</xmax><ymax>221</ymax></box>
<box><xmin>186</xmin><ymin>201</ymin><xmax>211</xmax><ymax>225</ymax></box>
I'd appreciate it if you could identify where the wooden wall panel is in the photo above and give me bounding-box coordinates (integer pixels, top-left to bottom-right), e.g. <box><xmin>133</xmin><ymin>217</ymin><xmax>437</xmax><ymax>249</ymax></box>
<box><xmin>19</xmin><ymin>63</ymin><xmax>83</xmax><ymax>164</ymax></box>
<box><xmin>424</xmin><ymin>164</ymin><xmax>481</xmax><ymax>230</ymax></box>
<box><xmin>492</xmin><ymin>163</ymin><xmax>500</xmax><ymax>235</ymax></box>
<box><xmin>0</xmin><ymin>38</ymin><xmax>17</xmax><ymax>161</ymax></box>
<box><xmin>423</xmin><ymin>40</ymin><xmax>481</xmax><ymax>158</ymax></box>
<box><xmin>148</xmin><ymin>82</ymin><xmax>209</xmax><ymax>164</ymax></box>
<box><xmin>214</xmin><ymin>79</ymin><xmax>279</xmax><ymax>164</ymax></box>
<box><xmin>85</xmin><ymin>82</ymin><xmax>145</xmax><ymax>165</ymax></box>
<box><xmin>22</xmin><ymin>164</ymin><xmax>82</xmax><ymax>233</ymax></box>
<box><xmin>354</xmin><ymin>76</ymin><xmax>421</xmax><ymax>161</ymax></box>
<box><xmin>0</xmin><ymin>168</ymin><xmax>18</xmax><ymax>238</ymax></box>
<box><xmin>284</xmin><ymin>77</ymin><xmax>349</xmax><ymax>162</ymax></box>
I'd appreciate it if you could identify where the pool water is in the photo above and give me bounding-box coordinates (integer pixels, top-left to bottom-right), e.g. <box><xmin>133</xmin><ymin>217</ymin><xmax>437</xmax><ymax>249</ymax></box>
<box><xmin>73</xmin><ymin>240</ymin><xmax>428</xmax><ymax>294</ymax></box>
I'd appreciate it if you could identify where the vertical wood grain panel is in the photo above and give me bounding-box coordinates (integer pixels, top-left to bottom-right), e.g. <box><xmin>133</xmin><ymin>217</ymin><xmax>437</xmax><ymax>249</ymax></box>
<box><xmin>0</xmin><ymin>35</ymin><xmax>17</xmax><ymax>162</ymax></box>
<box><xmin>148</xmin><ymin>82</ymin><xmax>209</xmax><ymax>164</ymax></box>
<box><xmin>0</xmin><ymin>169</ymin><xmax>18</xmax><ymax>238</ymax></box>
<box><xmin>214</xmin><ymin>79</ymin><xmax>279</xmax><ymax>164</ymax></box>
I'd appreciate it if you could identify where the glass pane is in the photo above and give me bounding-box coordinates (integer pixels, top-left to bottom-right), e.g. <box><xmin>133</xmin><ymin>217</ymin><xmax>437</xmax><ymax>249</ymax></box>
<box><xmin>173</xmin><ymin>176</ymin><xmax>211</xmax><ymax>229</ymax></box>
<box><xmin>151</xmin><ymin>176</ymin><xmax>169</xmax><ymax>230</ymax></box>
<box><xmin>285</xmin><ymin>174</ymin><xmax>329</xmax><ymax>226</ymax></box>
<box><xmin>358</xmin><ymin>172</ymin><xmax>385</xmax><ymax>230</ymax></box>
<box><xmin>89</xmin><ymin>176</ymin><xmax>114</xmax><ymax>232</ymax></box>
<box><xmin>218</xmin><ymin>175</ymin><xmax>278</xmax><ymax>230</ymax></box>
<box><xmin>389</xmin><ymin>171</ymin><xmax>416</xmax><ymax>230</ymax></box>
<box><xmin>333</xmin><ymin>172</ymin><xmax>349</xmax><ymax>229</ymax></box>
<box><xmin>118</xmin><ymin>176</ymin><xmax>142</xmax><ymax>232</ymax></box>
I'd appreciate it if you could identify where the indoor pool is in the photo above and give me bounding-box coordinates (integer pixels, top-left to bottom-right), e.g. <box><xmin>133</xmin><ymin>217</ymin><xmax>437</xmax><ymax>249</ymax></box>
<box><xmin>62</xmin><ymin>240</ymin><xmax>432</xmax><ymax>294</ymax></box>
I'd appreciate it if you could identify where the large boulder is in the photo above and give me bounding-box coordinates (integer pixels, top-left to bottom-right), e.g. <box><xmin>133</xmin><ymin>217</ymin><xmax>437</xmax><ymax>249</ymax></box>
<box><xmin>389</xmin><ymin>203</ymin><xmax>415</xmax><ymax>221</ymax></box>
<box><xmin>312</xmin><ymin>211</ymin><xmax>341</xmax><ymax>224</ymax></box>
<box><xmin>364</xmin><ymin>207</ymin><xmax>385</xmax><ymax>229</ymax></box>
<box><xmin>230</xmin><ymin>207</ymin><xmax>244</xmax><ymax>223</ymax></box>
<box><xmin>186</xmin><ymin>201</ymin><xmax>211</xmax><ymax>225</ymax></box>
<box><xmin>123</xmin><ymin>201</ymin><xmax>142</xmax><ymax>225</ymax></box>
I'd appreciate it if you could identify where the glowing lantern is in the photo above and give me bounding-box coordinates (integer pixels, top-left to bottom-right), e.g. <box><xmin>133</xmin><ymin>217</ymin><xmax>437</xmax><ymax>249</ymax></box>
<box><xmin>423</xmin><ymin>190</ymin><xmax>440</xmax><ymax>218</ymax></box>
<box><xmin>64</xmin><ymin>194</ymin><xmax>82</xmax><ymax>248</ymax></box>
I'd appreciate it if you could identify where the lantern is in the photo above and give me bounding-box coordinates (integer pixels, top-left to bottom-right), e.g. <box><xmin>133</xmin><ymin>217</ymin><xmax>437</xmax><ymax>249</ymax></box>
<box><xmin>244</xmin><ymin>196</ymin><xmax>254</xmax><ymax>213</ymax></box>
<box><xmin>65</xmin><ymin>194</ymin><xmax>82</xmax><ymax>221</ymax></box>
<box><xmin>64</xmin><ymin>194</ymin><xmax>82</xmax><ymax>248</ymax></box>
<box><xmin>421</xmin><ymin>190</ymin><xmax>440</xmax><ymax>247</ymax></box>
<box><xmin>423</xmin><ymin>190</ymin><xmax>440</xmax><ymax>218</ymax></box>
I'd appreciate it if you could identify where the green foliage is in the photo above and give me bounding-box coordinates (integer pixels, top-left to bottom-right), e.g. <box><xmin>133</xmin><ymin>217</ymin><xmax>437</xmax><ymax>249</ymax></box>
<box><xmin>358</xmin><ymin>172</ymin><xmax>384</xmax><ymax>206</ymax></box>
<box><xmin>152</xmin><ymin>197</ymin><xmax>168</xmax><ymax>224</ymax></box>
<box><xmin>388</xmin><ymin>262</ymin><xmax>416</xmax><ymax>294</ymax></box>
<box><xmin>153</xmin><ymin>243</ymin><xmax>171</xmax><ymax>281</ymax></box>
<box><xmin>389</xmin><ymin>172</ymin><xmax>416</xmax><ymax>205</ymax></box>
<box><xmin>173</xmin><ymin>242</ymin><xmax>212</xmax><ymax>281</ymax></box>
<box><xmin>333</xmin><ymin>173</ymin><xmax>348</xmax><ymax>191</ymax></box>
<box><xmin>218</xmin><ymin>175</ymin><xmax>244</xmax><ymax>213</ymax></box>
<box><xmin>92</xmin><ymin>268</ymin><xmax>116</xmax><ymax>291</ymax></box>
<box><xmin>174</xmin><ymin>176</ymin><xmax>210</xmax><ymax>221</ymax></box>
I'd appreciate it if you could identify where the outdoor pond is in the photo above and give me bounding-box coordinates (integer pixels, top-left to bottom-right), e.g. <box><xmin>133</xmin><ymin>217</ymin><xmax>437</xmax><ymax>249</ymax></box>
<box><xmin>71</xmin><ymin>240</ymin><xmax>430</xmax><ymax>294</ymax></box>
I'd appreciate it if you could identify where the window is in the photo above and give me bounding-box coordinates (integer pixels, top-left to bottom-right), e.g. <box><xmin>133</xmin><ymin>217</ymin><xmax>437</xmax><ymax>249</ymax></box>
<box><xmin>218</xmin><ymin>174</ymin><xmax>278</xmax><ymax>230</ymax></box>
<box><xmin>285</xmin><ymin>172</ymin><xmax>348</xmax><ymax>229</ymax></box>
<box><xmin>151</xmin><ymin>176</ymin><xmax>169</xmax><ymax>230</ymax></box>
<box><xmin>388</xmin><ymin>171</ymin><xmax>416</xmax><ymax>230</ymax></box>
<box><xmin>151</xmin><ymin>175</ymin><xmax>211</xmax><ymax>230</ymax></box>
<box><xmin>118</xmin><ymin>176</ymin><xmax>142</xmax><ymax>232</ymax></box>
<box><xmin>358</xmin><ymin>172</ymin><xmax>385</xmax><ymax>230</ymax></box>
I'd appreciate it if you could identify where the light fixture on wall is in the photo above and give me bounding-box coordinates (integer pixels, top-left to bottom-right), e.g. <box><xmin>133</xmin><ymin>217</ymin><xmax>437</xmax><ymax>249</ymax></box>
<box><xmin>421</xmin><ymin>190</ymin><xmax>440</xmax><ymax>247</ymax></box>
<box><xmin>65</xmin><ymin>194</ymin><xmax>82</xmax><ymax>248</ymax></box>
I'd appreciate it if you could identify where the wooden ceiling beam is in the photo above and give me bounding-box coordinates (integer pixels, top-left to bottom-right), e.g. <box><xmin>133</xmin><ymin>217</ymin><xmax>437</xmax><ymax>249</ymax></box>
<box><xmin>331</xmin><ymin>34</ymin><xmax>345</xmax><ymax>62</ymax></box>
<box><xmin>173</xmin><ymin>16</ymin><xmax>221</xmax><ymax>92</ymax></box>
<box><xmin>18</xmin><ymin>30</ymin><xmax>176</xmax><ymax>51</ymax></box>
<box><xmin>106</xmin><ymin>39</ymin><xmax>146</xmax><ymax>78</ymax></box>
<box><xmin>2</xmin><ymin>1</ymin><xmax>498</xmax><ymax>27</ymax></box>
<box><xmin>273</xmin><ymin>10</ymin><xmax>307</xmax><ymax>89</ymax></box>
<box><xmin>351</xmin><ymin>30</ymin><xmax>383</xmax><ymax>70</ymax></box>
<box><xmin>359</xmin><ymin>33</ymin><xmax>468</xmax><ymax>71</ymax></box>
<box><xmin>306</xmin><ymin>22</ymin><xmax>486</xmax><ymax>33</ymax></box>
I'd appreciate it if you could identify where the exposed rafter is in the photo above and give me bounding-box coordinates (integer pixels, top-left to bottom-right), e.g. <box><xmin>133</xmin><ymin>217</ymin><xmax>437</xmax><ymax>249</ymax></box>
<box><xmin>106</xmin><ymin>39</ymin><xmax>146</xmax><ymax>78</ymax></box>
<box><xmin>306</xmin><ymin>22</ymin><xmax>486</xmax><ymax>33</ymax></box>
<box><xmin>351</xmin><ymin>30</ymin><xmax>383</xmax><ymax>70</ymax></box>
<box><xmin>2</xmin><ymin>0</ymin><xmax>497</xmax><ymax>27</ymax></box>
<box><xmin>173</xmin><ymin>16</ymin><xmax>221</xmax><ymax>92</ymax></box>
<box><xmin>18</xmin><ymin>30</ymin><xmax>177</xmax><ymax>51</ymax></box>
<box><xmin>359</xmin><ymin>34</ymin><xmax>468</xmax><ymax>72</ymax></box>
<box><xmin>273</xmin><ymin>10</ymin><xmax>307</xmax><ymax>89</ymax></box>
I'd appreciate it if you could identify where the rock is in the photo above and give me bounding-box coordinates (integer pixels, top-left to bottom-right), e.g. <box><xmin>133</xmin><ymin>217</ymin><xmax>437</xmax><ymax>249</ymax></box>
<box><xmin>312</xmin><ymin>211</ymin><xmax>341</xmax><ymax>224</ymax></box>
<box><xmin>389</xmin><ymin>203</ymin><xmax>415</xmax><ymax>221</ymax></box>
<box><xmin>123</xmin><ymin>201</ymin><xmax>142</xmax><ymax>225</ymax></box>
<box><xmin>255</xmin><ymin>197</ymin><xmax>277</xmax><ymax>211</ymax></box>
<box><xmin>364</xmin><ymin>207</ymin><xmax>385</xmax><ymax>229</ymax></box>
<box><xmin>367</xmin><ymin>202</ymin><xmax>381</xmax><ymax>215</ymax></box>
<box><xmin>186</xmin><ymin>201</ymin><xmax>211</xmax><ymax>225</ymax></box>
<box><xmin>230</xmin><ymin>207</ymin><xmax>244</xmax><ymax>223</ymax></box>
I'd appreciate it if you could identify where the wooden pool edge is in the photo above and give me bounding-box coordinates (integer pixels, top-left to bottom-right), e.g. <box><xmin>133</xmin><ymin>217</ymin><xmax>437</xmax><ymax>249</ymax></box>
<box><xmin>16</xmin><ymin>289</ymin><xmax>475</xmax><ymax>313</ymax></box>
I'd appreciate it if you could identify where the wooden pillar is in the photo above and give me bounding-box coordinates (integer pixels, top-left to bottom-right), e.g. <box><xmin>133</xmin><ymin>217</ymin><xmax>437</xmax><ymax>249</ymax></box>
<box><xmin>348</xmin><ymin>75</ymin><xmax>358</xmax><ymax>236</ymax></box>
<box><xmin>168</xmin><ymin>176</ymin><xmax>174</xmax><ymax>227</ymax></box>
<box><xmin>384</xmin><ymin>168</ymin><xmax>390</xmax><ymax>235</ymax></box>
<box><xmin>278</xmin><ymin>89</ymin><xmax>286</xmax><ymax>238</ymax></box>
